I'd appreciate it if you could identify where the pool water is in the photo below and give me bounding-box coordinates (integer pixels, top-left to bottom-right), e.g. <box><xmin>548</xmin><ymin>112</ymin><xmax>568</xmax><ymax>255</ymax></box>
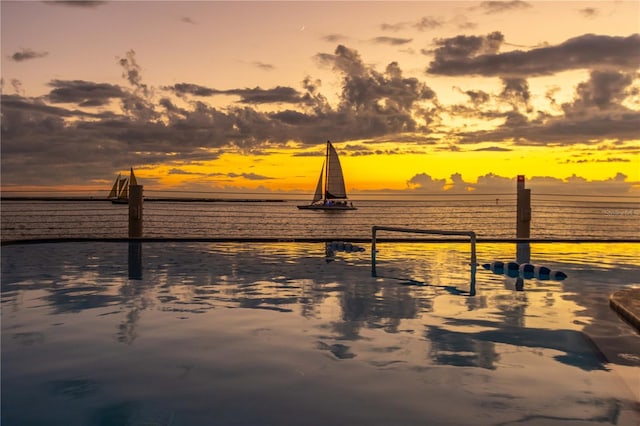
<box><xmin>2</xmin><ymin>241</ymin><xmax>639</xmax><ymax>425</ymax></box>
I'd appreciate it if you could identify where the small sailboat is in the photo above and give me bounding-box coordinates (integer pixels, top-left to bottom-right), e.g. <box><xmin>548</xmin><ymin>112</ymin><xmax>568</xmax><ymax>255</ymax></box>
<box><xmin>298</xmin><ymin>141</ymin><xmax>356</xmax><ymax>210</ymax></box>
<box><xmin>108</xmin><ymin>168</ymin><xmax>137</xmax><ymax>204</ymax></box>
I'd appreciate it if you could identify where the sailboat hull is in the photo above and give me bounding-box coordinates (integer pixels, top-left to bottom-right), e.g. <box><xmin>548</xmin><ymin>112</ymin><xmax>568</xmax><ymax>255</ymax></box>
<box><xmin>297</xmin><ymin>203</ymin><xmax>357</xmax><ymax>210</ymax></box>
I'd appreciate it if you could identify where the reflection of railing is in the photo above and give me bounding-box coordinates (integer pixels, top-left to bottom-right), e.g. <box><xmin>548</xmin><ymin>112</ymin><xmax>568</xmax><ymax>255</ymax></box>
<box><xmin>371</xmin><ymin>226</ymin><xmax>477</xmax><ymax>278</ymax></box>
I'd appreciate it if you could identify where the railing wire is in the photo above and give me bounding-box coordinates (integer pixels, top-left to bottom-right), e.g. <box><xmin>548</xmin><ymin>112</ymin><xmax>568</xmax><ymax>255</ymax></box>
<box><xmin>2</xmin><ymin>190</ymin><xmax>638</xmax><ymax>242</ymax></box>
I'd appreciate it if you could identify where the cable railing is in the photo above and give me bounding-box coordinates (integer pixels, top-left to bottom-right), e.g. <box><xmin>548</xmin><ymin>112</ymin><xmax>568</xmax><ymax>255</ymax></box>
<box><xmin>1</xmin><ymin>190</ymin><xmax>638</xmax><ymax>243</ymax></box>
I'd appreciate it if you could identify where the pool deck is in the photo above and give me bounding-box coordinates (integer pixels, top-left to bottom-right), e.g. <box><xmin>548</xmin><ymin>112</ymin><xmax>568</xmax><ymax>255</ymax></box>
<box><xmin>610</xmin><ymin>288</ymin><xmax>640</xmax><ymax>333</ymax></box>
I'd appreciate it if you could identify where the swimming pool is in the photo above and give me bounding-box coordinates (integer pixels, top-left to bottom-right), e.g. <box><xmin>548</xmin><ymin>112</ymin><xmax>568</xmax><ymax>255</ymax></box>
<box><xmin>2</xmin><ymin>241</ymin><xmax>639</xmax><ymax>425</ymax></box>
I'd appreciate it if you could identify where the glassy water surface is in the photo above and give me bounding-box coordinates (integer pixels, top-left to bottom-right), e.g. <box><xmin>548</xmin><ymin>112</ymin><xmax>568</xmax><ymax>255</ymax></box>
<box><xmin>2</xmin><ymin>241</ymin><xmax>639</xmax><ymax>425</ymax></box>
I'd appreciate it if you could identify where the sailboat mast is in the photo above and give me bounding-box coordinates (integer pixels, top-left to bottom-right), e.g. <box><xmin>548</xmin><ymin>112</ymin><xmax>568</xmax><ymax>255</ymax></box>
<box><xmin>323</xmin><ymin>140</ymin><xmax>330</xmax><ymax>201</ymax></box>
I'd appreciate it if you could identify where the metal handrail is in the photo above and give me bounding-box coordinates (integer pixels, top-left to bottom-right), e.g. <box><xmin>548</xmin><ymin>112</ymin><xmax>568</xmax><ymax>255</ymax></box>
<box><xmin>371</xmin><ymin>226</ymin><xmax>477</xmax><ymax>278</ymax></box>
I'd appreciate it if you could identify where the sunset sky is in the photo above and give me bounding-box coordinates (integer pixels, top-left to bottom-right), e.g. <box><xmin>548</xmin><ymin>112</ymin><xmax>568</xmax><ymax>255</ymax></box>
<box><xmin>1</xmin><ymin>0</ymin><xmax>639</xmax><ymax>198</ymax></box>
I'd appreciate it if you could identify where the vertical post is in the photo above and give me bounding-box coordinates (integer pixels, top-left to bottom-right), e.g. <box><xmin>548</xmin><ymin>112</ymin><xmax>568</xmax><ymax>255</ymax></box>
<box><xmin>128</xmin><ymin>184</ymin><xmax>143</xmax><ymax>238</ymax></box>
<box><xmin>469</xmin><ymin>231</ymin><xmax>477</xmax><ymax>296</ymax></box>
<box><xmin>469</xmin><ymin>231</ymin><xmax>477</xmax><ymax>266</ymax></box>
<box><xmin>516</xmin><ymin>175</ymin><xmax>531</xmax><ymax>239</ymax></box>
<box><xmin>371</xmin><ymin>226</ymin><xmax>377</xmax><ymax>277</ymax></box>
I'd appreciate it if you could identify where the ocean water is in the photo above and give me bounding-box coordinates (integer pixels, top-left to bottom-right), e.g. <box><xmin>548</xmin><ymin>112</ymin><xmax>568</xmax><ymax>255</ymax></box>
<box><xmin>1</xmin><ymin>198</ymin><xmax>638</xmax><ymax>241</ymax></box>
<box><xmin>1</xmin><ymin>240</ymin><xmax>639</xmax><ymax>425</ymax></box>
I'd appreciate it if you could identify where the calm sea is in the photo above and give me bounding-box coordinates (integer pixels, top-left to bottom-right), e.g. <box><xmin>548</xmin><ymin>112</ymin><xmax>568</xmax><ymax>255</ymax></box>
<box><xmin>1</xmin><ymin>198</ymin><xmax>639</xmax><ymax>241</ymax></box>
<box><xmin>2</xmin><ymin>199</ymin><xmax>640</xmax><ymax>424</ymax></box>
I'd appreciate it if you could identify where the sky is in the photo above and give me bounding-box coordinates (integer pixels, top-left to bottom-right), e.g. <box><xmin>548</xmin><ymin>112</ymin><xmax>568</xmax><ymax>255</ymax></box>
<box><xmin>1</xmin><ymin>0</ymin><xmax>639</xmax><ymax>198</ymax></box>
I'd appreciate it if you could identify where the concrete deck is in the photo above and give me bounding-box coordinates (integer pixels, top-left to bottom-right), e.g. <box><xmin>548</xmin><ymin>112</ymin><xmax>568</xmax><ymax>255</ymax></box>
<box><xmin>610</xmin><ymin>288</ymin><xmax>640</xmax><ymax>333</ymax></box>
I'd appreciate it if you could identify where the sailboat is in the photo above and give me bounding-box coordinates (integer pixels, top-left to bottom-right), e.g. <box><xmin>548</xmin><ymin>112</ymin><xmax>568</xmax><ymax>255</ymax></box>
<box><xmin>107</xmin><ymin>168</ymin><xmax>137</xmax><ymax>204</ymax></box>
<box><xmin>298</xmin><ymin>141</ymin><xmax>356</xmax><ymax>210</ymax></box>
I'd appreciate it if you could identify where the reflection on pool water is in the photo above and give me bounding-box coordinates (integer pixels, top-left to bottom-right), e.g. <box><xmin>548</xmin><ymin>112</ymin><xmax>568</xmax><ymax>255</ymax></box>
<box><xmin>2</xmin><ymin>241</ymin><xmax>639</xmax><ymax>425</ymax></box>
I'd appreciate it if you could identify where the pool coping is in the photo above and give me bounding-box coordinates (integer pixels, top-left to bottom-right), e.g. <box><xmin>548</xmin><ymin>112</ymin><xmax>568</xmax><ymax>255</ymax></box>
<box><xmin>610</xmin><ymin>288</ymin><xmax>640</xmax><ymax>333</ymax></box>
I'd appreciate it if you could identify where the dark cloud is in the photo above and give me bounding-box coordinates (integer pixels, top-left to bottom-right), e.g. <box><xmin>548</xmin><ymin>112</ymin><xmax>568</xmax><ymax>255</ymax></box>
<box><xmin>115</xmin><ymin>50</ymin><xmax>160</xmax><ymax>122</ymax></box>
<box><xmin>579</xmin><ymin>8</ymin><xmax>598</xmax><ymax>18</ymax></box>
<box><xmin>371</xmin><ymin>37</ymin><xmax>412</xmax><ymax>46</ymax></box>
<box><xmin>500</xmin><ymin>77</ymin><xmax>531</xmax><ymax>111</ymax></box>
<box><xmin>1</xmin><ymin>87</ymin><xmax>233</xmax><ymax>186</ymax></box>
<box><xmin>292</xmin><ymin>151</ymin><xmax>325</xmax><ymax>157</ymax></box>
<box><xmin>381</xmin><ymin>16</ymin><xmax>443</xmax><ymax>33</ymax></box>
<box><xmin>170</xmin><ymin>83</ymin><xmax>307</xmax><ymax>105</ymax></box>
<box><xmin>461</xmin><ymin>89</ymin><xmax>490</xmax><ymax>105</ymax></box>
<box><xmin>339</xmin><ymin>143</ymin><xmax>409</xmax><ymax>157</ymax></box>
<box><xmin>380</xmin><ymin>22</ymin><xmax>408</xmax><ymax>32</ymax></box>
<box><xmin>1</xmin><ymin>43</ymin><xmax>638</xmax><ymax>188</ymax></box>
<box><xmin>44</xmin><ymin>1</ymin><xmax>106</xmax><ymax>7</ymax></box>
<box><xmin>447</xmin><ymin>68</ymin><xmax>639</xmax><ymax>147</ymax></box>
<box><xmin>10</xmin><ymin>48</ymin><xmax>48</xmax><ymax>62</ymax></box>
<box><xmin>1</xmin><ymin>98</ymin><xmax>128</xmax><ymax>185</ymax></box>
<box><xmin>457</xmin><ymin>108</ymin><xmax>640</xmax><ymax>147</ymax></box>
<box><xmin>270</xmin><ymin>110</ymin><xmax>316</xmax><ymax>125</ymax></box>
<box><xmin>415</xmin><ymin>17</ymin><xmax>443</xmax><ymax>31</ymax></box>
<box><xmin>428</xmin><ymin>31</ymin><xmax>504</xmax><ymax>62</ymax></box>
<box><xmin>1</xmin><ymin>94</ymin><xmax>103</xmax><ymax>120</ymax></box>
<box><xmin>428</xmin><ymin>33</ymin><xmax>640</xmax><ymax>77</ymax></box>
<box><xmin>527</xmin><ymin>173</ymin><xmax>635</xmax><ymax>195</ymax></box>
<box><xmin>319</xmin><ymin>45</ymin><xmax>436</xmax><ymax>110</ymax></box>
<box><xmin>168</xmin><ymin>168</ymin><xmax>202</xmax><ymax>175</ymax></box>
<box><xmin>342</xmin><ymin>143</ymin><xmax>370</xmax><ymax>152</ymax></box>
<box><xmin>227</xmin><ymin>172</ymin><xmax>274</xmax><ymax>180</ymax></box>
<box><xmin>232</xmin><ymin>87</ymin><xmax>303</xmax><ymax>104</ymax></box>
<box><xmin>473</xmin><ymin>146</ymin><xmax>511</xmax><ymax>151</ymax></box>
<box><xmin>322</xmin><ymin>34</ymin><xmax>348</xmax><ymax>43</ymax></box>
<box><xmin>8</xmin><ymin>79</ymin><xmax>24</xmax><ymax>95</ymax></box>
<box><xmin>478</xmin><ymin>1</ymin><xmax>531</xmax><ymax>14</ymax></box>
<box><xmin>170</xmin><ymin>83</ymin><xmax>216</xmax><ymax>97</ymax></box>
<box><xmin>406</xmin><ymin>173</ymin><xmax>447</xmax><ymax>191</ymax></box>
<box><xmin>406</xmin><ymin>171</ymin><xmax>636</xmax><ymax>195</ymax></box>
<box><xmin>2</xmin><ymin>44</ymin><xmax>447</xmax><ymax>186</ymax></box>
<box><xmin>315</xmin><ymin>45</ymin><xmax>366</xmax><ymax>76</ymax></box>
<box><xmin>454</xmin><ymin>18</ymin><xmax>478</xmax><ymax>31</ymax></box>
<box><xmin>252</xmin><ymin>61</ymin><xmax>275</xmax><ymax>71</ymax></box>
<box><xmin>563</xmin><ymin>70</ymin><xmax>634</xmax><ymax>112</ymax></box>
<box><xmin>563</xmin><ymin>157</ymin><xmax>631</xmax><ymax>164</ymax></box>
<box><xmin>118</xmin><ymin>50</ymin><xmax>149</xmax><ymax>96</ymax></box>
<box><xmin>312</xmin><ymin>45</ymin><xmax>439</xmax><ymax>141</ymax></box>
<box><xmin>47</xmin><ymin>80</ymin><xmax>127</xmax><ymax>107</ymax></box>
<box><xmin>181</xmin><ymin>16</ymin><xmax>197</xmax><ymax>24</ymax></box>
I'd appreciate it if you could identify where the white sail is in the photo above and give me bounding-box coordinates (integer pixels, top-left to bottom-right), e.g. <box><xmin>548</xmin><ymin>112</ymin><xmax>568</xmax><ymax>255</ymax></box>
<box><xmin>108</xmin><ymin>174</ymin><xmax>121</xmax><ymax>199</ymax></box>
<box><xmin>312</xmin><ymin>163</ymin><xmax>324</xmax><ymax>203</ymax></box>
<box><xmin>121</xmin><ymin>178</ymin><xmax>129</xmax><ymax>199</ymax></box>
<box><xmin>118</xmin><ymin>177</ymin><xmax>129</xmax><ymax>199</ymax></box>
<box><xmin>325</xmin><ymin>142</ymin><xmax>347</xmax><ymax>199</ymax></box>
<box><xmin>129</xmin><ymin>167</ymin><xmax>138</xmax><ymax>186</ymax></box>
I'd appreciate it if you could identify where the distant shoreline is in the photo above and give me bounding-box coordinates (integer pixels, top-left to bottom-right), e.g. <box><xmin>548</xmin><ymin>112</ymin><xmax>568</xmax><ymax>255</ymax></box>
<box><xmin>0</xmin><ymin>197</ymin><xmax>286</xmax><ymax>203</ymax></box>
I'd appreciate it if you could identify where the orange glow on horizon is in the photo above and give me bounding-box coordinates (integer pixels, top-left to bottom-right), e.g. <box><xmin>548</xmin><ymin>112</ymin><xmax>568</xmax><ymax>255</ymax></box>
<box><xmin>1</xmin><ymin>140</ymin><xmax>638</xmax><ymax>196</ymax></box>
